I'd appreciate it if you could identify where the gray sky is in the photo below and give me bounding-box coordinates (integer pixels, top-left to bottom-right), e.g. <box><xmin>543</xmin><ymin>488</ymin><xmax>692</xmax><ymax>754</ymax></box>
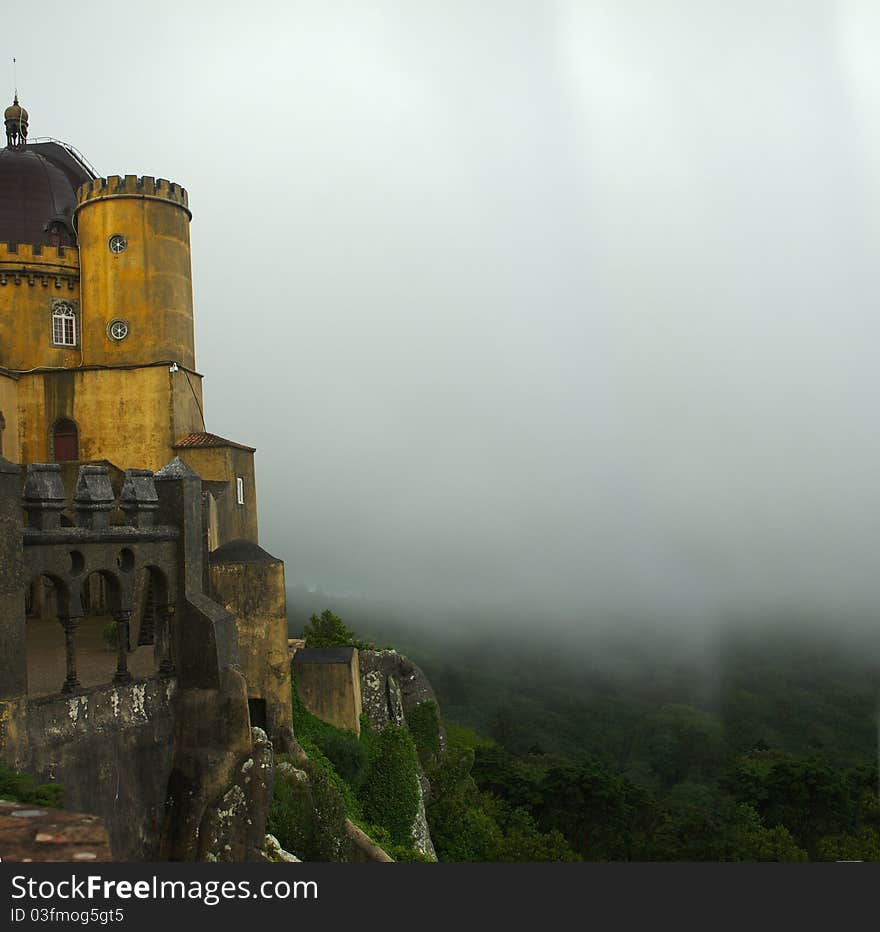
<box><xmin>10</xmin><ymin>2</ymin><xmax>880</xmax><ymax>624</ymax></box>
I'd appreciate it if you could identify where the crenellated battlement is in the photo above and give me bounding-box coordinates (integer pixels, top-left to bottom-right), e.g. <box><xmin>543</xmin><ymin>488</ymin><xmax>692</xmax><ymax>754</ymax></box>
<box><xmin>0</xmin><ymin>242</ymin><xmax>79</xmax><ymax>266</ymax></box>
<box><xmin>0</xmin><ymin>242</ymin><xmax>80</xmax><ymax>288</ymax></box>
<box><xmin>76</xmin><ymin>174</ymin><xmax>190</xmax><ymax>216</ymax></box>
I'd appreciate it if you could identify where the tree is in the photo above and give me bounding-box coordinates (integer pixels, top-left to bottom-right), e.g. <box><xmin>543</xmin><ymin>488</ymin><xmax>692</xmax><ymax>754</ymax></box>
<box><xmin>730</xmin><ymin>749</ymin><xmax>852</xmax><ymax>855</ymax></box>
<box><xmin>630</xmin><ymin>703</ymin><xmax>727</xmax><ymax>790</ymax></box>
<box><xmin>537</xmin><ymin>762</ymin><xmax>663</xmax><ymax>860</ymax></box>
<box><xmin>302</xmin><ymin>609</ymin><xmax>358</xmax><ymax>649</ymax></box>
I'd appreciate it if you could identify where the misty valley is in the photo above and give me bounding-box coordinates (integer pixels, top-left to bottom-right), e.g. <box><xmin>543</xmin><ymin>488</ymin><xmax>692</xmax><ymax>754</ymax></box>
<box><xmin>288</xmin><ymin>589</ymin><xmax>880</xmax><ymax>862</ymax></box>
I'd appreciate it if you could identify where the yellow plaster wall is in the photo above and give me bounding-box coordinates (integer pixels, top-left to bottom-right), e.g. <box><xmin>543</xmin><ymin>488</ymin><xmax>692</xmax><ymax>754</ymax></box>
<box><xmin>170</xmin><ymin>367</ymin><xmax>206</xmax><ymax>440</ymax></box>
<box><xmin>179</xmin><ymin>446</ymin><xmax>259</xmax><ymax>545</ymax></box>
<box><xmin>15</xmin><ymin>366</ymin><xmax>203</xmax><ymax>472</ymax></box>
<box><xmin>210</xmin><ymin>561</ymin><xmax>293</xmax><ymax>743</ymax></box>
<box><xmin>0</xmin><ymin>244</ymin><xmax>81</xmax><ymax>372</ymax></box>
<box><xmin>0</xmin><ymin>374</ymin><xmax>19</xmax><ymax>463</ymax></box>
<box><xmin>76</xmin><ymin>177</ymin><xmax>195</xmax><ymax>370</ymax></box>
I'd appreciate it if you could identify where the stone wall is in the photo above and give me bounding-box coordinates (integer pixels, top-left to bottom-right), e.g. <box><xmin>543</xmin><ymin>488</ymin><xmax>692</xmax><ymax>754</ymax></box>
<box><xmin>293</xmin><ymin>647</ymin><xmax>362</xmax><ymax>735</ymax></box>
<box><xmin>0</xmin><ymin>457</ymin><xmax>272</xmax><ymax>862</ymax></box>
<box><xmin>209</xmin><ymin>541</ymin><xmax>293</xmax><ymax>749</ymax></box>
<box><xmin>23</xmin><ymin>679</ymin><xmax>176</xmax><ymax>860</ymax></box>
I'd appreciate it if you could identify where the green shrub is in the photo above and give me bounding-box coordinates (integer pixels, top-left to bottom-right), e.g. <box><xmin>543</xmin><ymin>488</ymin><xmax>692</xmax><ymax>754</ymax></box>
<box><xmin>358</xmin><ymin>723</ymin><xmax>420</xmax><ymax>847</ymax></box>
<box><xmin>267</xmin><ymin>757</ymin><xmax>348</xmax><ymax>862</ymax></box>
<box><xmin>351</xmin><ymin>819</ymin><xmax>434</xmax><ymax>862</ymax></box>
<box><xmin>0</xmin><ymin>766</ymin><xmax>63</xmax><ymax>808</ymax></box>
<box><xmin>290</xmin><ymin>674</ymin><xmax>363</xmax><ymax>819</ymax></box>
<box><xmin>408</xmin><ymin>701</ymin><xmax>441</xmax><ymax>767</ymax></box>
<box><xmin>314</xmin><ymin>729</ymin><xmax>368</xmax><ymax>791</ymax></box>
<box><xmin>301</xmin><ymin>609</ymin><xmax>371</xmax><ymax>650</ymax></box>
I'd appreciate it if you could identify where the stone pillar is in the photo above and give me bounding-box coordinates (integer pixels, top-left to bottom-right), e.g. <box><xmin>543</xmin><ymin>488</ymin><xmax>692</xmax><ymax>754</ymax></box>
<box><xmin>58</xmin><ymin>614</ymin><xmax>82</xmax><ymax>694</ymax></box>
<box><xmin>112</xmin><ymin>610</ymin><xmax>132</xmax><ymax>685</ymax></box>
<box><xmin>155</xmin><ymin>457</ymin><xmax>206</xmax><ymax>595</ymax></box>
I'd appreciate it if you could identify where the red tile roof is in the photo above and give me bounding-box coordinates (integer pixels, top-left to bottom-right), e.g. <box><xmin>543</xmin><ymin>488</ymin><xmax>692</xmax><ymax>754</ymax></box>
<box><xmin>173</xmin><ymin>432</ymin><xmax>256</xmax><ymax>453</ymax></box>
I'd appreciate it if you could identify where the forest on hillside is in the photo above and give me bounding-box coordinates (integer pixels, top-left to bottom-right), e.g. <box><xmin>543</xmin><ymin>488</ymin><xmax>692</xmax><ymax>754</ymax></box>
<box><xmin>288</xmin><ymin>591</ymin><xmax>880</xmax><ymax>861</ymax></box>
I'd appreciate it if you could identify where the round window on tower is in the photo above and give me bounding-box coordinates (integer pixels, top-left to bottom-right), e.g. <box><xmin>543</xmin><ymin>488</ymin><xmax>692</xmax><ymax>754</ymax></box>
<box><xmin>107</xmin><ymin>318</ymin><xmax>130</xmax><ymax>342</ymax></box>
<box><xmin>108</xmin><ymin>234</ymin><xmax>127</xmax><ymax>254</ymax></box>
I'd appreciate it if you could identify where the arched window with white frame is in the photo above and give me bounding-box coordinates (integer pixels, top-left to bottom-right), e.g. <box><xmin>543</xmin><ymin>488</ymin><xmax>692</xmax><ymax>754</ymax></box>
<box><xmin>52</xmin><ymin>302</ymin><xmax>77</xmax><ymax>347</ymax></box>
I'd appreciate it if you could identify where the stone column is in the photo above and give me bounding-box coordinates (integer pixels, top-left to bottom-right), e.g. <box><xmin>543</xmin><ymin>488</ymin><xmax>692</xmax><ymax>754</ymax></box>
<box><xmin>112</xmin><ymin>610</ymin><xmax>132</xmax><ymax>685</ymax></box>
<box><xmin>58</xmin><ymin>613</ymin><xmax>82</xmax><ymax>694</ymax></box>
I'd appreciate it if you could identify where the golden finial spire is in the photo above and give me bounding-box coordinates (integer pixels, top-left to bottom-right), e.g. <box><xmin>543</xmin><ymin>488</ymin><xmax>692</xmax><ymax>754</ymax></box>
<box><xmin>5</xmin><ymin>59</ymin><xmax>28</xmax><ymax>149</ymax></box>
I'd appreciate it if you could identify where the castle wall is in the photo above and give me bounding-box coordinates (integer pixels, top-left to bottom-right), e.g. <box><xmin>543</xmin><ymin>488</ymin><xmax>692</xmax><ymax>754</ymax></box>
<box><xmin>209</xmin><ymin>553</ymin><xmax>293</xmax><ymax>747</ymax></box>
<box><xmin>179</xmin><ymin>445</ymin><xmax>259</xmax><ymax>545</ymax></box>
<box><xmin>0</xmin><ymin>459</ymin><xmax>269</xmax><ymax>862</ymax></box>
<box><xmin>0</xmin><ymin>244</ymin><xmax>80</xmax><ymax>372</ymax></box>
<box><xmin>15</xmin><ymin>366</ymin><xmax>204</xmax><ymax>471</ymax></box>
<box><xmin>293</xmin><ymin>648</ymin><xmax>362</xmax><ymax>735</ymax></box>
<box><xmin>24</xmin><ymin>679</ymin><xmax>177</xmax><ymax>861</ymax></box>
<box><xmin>75</xmin><ymin>177</ymin><xmax>195</xmax><ymax>370</ymax></box>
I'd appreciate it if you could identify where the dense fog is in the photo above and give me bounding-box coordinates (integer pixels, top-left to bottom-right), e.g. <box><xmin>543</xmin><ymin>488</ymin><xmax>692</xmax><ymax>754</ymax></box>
<box><xmin>12</xmin><ymin>2</ymin><xmax>880</xmax><ymax>630</ymax></box>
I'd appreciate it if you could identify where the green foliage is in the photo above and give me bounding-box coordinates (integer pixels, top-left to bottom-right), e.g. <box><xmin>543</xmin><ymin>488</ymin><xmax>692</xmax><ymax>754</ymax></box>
<box><xmin>429</xmin><ymin>792</ymin><xmax>503</xmax><ymax>861</ymax></box>
<box><xmin>0</xmin><ymin>766</ymin><xmax>63</xmax><ymax>809</ymax></box>
<box><xmin>537</xmin><ymin>762</ymin><xmax>663</xmax><ymax>860</ymax></box>
<box><xmin>495</xmin><ymin>828</ymin><xmax>581</xmax><ymax>862</ymax></box>
<box><xmin>816</xmin><ymin>827</ymin><xmax>880</xmax><ymax>862</ymax></box>
<box><xmin>302</xmin><ymin>609</ymin><xmax>370</xmax><ymax>650</ymax></box>
<box><xmin>352</xmin><ymin>820</ymin><xmax>435</xmax><ymax>862</ymax></box>
<box><xmin>267</xmin><ymin>756</ymin><xmax>349</xmax><ymax>862</ymax></box>
<box><xmin>444</xmin><ymin>721</ymin><xmax>494</xmax><ymax>753</ymax></box>
<box><xmin>290</xmin><ymin>674</ymin><xmax>422</xmax><ymax>854</ymax></box>
<box><xmin>630</xmin><ymin>703</ymin><xmax>726</xmax><ymax>790</ymax></box>
<box><xmin>358</xmin><ymin>721</ymin><xmax>421</xmax><ymax>847</ymax></box>
<box><xmin>730</xmin><ymin>749</ymin><xmax>854</xmax><ymax>855</ymax></box>
<box><xmin>284</xmin><ymin>608</ymin><xmax>880</xmax><ymax>861</ymax></box>
<box><xmin>426</xmin><ymin>725</ymin><xmax>580</xmax><ymax>862</ymax></box>
<box><xmin>313</xmin><ymin>729</ymin><xmax>368</xmax><ymax>791</ymax></box>
<box><xmin>408</xmin><ymin>701</ymin><xmax>441</xmax><ymax>767</ymax></box>
<box><xmin>290</xmin><ymin>673</ymin><xmax>363</xmax><ymax>819</ymax></box>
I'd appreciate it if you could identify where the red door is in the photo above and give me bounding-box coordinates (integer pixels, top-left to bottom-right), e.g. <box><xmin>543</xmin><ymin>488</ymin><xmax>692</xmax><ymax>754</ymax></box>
<box><xmin>53</xmin><ymin>420</ymin><xmax>79</xmax><ymax>461</ymax></box>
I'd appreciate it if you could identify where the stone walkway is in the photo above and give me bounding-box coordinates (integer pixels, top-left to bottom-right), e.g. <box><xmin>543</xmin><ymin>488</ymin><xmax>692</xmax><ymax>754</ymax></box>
<box><xmin>0</xmin><ymin>801</ymin><xmax>112</xmax><ymax>861</ymax></box>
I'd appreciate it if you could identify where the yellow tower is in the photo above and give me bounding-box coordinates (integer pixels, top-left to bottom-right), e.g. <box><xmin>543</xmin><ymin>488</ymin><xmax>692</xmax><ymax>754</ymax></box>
<box><xmin>75</xmin><ymin>175</ymin><xmax>195</xmax><ymax>369</ymax></box>
<box><xmin>0</xmin><ymin>99</ymin><xmax>258</xmax><ymax>546</ymax></box>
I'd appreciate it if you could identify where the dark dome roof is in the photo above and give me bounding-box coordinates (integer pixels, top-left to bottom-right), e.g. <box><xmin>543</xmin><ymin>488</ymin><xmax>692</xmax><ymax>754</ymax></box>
<box><xmin>0</xmin><ymin>144</ymin><xmax>92</xmax><ymax>246</ymax></box>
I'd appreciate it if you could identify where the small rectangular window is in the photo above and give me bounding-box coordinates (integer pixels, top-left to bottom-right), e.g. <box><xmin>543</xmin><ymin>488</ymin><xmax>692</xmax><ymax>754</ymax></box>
<box><xmin>236</xmin><ymin>476</ymin><xmax>244</xmax><ymax>506</ymax></box>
